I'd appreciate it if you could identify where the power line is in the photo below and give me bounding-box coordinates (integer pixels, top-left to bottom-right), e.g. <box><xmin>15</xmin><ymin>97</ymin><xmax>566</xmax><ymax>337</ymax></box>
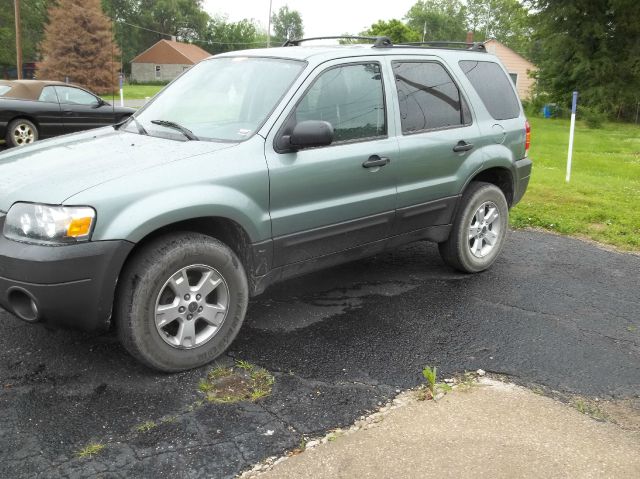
<box><xmin>118</xmin><ymin>21</ymin><xmax>268</xmax><ymax>46</ymax></box>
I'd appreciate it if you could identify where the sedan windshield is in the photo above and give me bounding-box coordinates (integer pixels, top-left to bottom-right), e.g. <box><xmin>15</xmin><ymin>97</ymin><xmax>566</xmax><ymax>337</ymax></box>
<box><xmin>131</xmin><ymin>57</ymin><xmax>305</xmax><ymax>142</ymax></box>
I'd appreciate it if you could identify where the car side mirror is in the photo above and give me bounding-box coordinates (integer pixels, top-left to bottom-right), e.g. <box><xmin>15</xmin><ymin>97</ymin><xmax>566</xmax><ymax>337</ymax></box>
<box><xmin>279</xmin><ymin>120</ymin><xmax>334</xmax><ymax>152</ymax></box>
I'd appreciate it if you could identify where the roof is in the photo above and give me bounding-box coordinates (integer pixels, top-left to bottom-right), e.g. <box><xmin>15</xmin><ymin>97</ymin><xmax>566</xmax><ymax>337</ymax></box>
<box><xmin>484</xmin><ymin>39</ymin><xmax>536</xmax><ymax>69</ymax></box>
<box><xmin>0</xmin><ymin>80</ymin><xmax>68</xmax><ymax>100</ymax></box>
<box><xmin>131</xmin><ymin>40</ymin><xmax>211</xmax><ymax>65</ymax></box>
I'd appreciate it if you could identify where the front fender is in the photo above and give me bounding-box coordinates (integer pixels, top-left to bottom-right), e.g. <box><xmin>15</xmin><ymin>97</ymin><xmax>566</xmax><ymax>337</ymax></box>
<box><xmin>90</xmin><ymin>184</ymin><xmax>270</xmax><ymax>243</ymax></box>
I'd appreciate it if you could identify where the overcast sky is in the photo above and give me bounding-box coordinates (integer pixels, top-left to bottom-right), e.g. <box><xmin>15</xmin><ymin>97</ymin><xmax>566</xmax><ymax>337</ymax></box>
<box><xmin>202</xmin><ymin>0</ymin><xmax>417</xmax><ymax>38</ymax></box>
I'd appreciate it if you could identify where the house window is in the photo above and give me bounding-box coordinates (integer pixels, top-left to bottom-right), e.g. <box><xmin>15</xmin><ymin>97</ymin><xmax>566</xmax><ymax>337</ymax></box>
<box><xmin>155</xmin><ymin>65</ymin><xmax>161</xmax><ymax>78</ymax></box>
<box><xmin>509</xmin><ymin>73</ymin><xmax>518</xmax><ymax>86</ymax></box>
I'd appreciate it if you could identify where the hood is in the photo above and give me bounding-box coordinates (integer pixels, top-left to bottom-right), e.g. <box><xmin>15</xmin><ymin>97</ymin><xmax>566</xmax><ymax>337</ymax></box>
<box><xmin>0</xmin><ymin>127</ymin><xmax>237</xmax><ymax>211</ymax></box>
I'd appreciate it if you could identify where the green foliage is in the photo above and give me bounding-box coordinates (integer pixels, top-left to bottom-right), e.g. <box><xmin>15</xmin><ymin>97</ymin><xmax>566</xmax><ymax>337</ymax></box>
<box><xmin>465</xmin><ymin>0</ymin><xmax>532</xmax><ymax>55</ymax></box>
<box><xmin>531</xmin><ymin>0</ymin><xmax>640</xmax><ymax>121</ymax></box>
<box><xmin>405</xmin><ymin>0</ymin><xmax>467</xmax><ymax>41</ymax></box>
<box><xmin>204</xmin><ymin>17</ymin><xmax>263</xmax><ymax>54</ymax></box>
<box><xmin>362</xmin><ymin>19</ymin><xmax>420</xmax><ymax>43</ymax></box>
<box><xmin>0</xmin><ymin>0</ymin><xmax>48</xmax><ymax>74</ymax></box>
<box><xmin>271</xmin><ymin>6</ymin><xmax>304</xmax><ymax>43</ymax></box>
<box><xmin>580</xmin><ymin>106</ymin><xmax>606</xmax><ymax>129</ymax></box>
<box><xmin>422</xmin><ymin>365</ymin><xmax>438</xmax><ymax>398</ymax></box>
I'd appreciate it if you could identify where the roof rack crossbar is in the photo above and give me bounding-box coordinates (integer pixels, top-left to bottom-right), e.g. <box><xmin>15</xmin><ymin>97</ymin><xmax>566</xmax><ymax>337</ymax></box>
<box><xmin>399</xmin><ymin>41</ymin><xmax>486</xmax><ymax>52</ymax></box>
<box><xmin>283</xmin><ymin>36</ymin><xmax>392</xmax><ymax>48</ymax></box>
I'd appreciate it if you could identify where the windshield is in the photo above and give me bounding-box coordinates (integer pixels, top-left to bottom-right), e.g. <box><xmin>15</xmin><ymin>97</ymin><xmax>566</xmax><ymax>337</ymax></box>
<box><xmin>130</xmin><ymin>57</ymin><xmax>305</xmax><ymax>142</ymax></box>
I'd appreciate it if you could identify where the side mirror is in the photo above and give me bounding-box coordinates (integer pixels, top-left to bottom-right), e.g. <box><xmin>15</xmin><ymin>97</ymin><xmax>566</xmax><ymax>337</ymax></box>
<box><xmin>279</xmin><ymin>120</ymin><xmax>334</xmax><ymax>152</ymax></box>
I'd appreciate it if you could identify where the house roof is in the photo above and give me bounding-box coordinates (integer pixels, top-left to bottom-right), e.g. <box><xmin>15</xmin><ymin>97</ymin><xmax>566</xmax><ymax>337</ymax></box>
<box><xmin>131</xmin><ymin>40</ymin><xmax>211</xmax><ymax>65</ymax></box>
<box><xmin>484</xmin><ymin>39</ymin><xmax>536</xmax><ymax>69</ymax></box>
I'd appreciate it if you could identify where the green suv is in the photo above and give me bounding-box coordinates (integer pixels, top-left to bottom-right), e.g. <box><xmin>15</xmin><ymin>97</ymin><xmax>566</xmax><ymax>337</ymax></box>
<box><xmin>0</xmin><ymin>38</ymin><xmax>532</xmax><ymax>371</ymax></box>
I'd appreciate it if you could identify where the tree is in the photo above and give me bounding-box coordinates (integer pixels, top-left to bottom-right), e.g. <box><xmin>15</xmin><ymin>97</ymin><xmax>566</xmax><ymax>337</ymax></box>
<box><xmin>38</xmin><ymin>0</ymin><xmax>120</xmax><ymax>94</ymax></box>
<box><xmin>204</xmin><ymin>17</ymin><xmax>263</xmax><ymax>54</ymax></box>
<box><xmin>271</xmin><ymin>6</ymin><xmax>303</xmax><ymax>43</ymax></box>
<box><xmin>531</xmin><ymin>0</ymin><xmax>640</xmax><ymax>120</ymax></box>
<box><xmin>405</xmin><ymin>0</ymin><xmax>467</xmax><ymax>42</ymax></box>
<box><xmin>465</xmin><ymin>0</ymin><xmax>532</xmax><ymax>54</ymax></box>
<box><xmin>0</xmin><ymin>0</ymin><xmax>48</xmax><ymax>77</ymax></box>
<box><xmin>362</xmin><ymin>19</ymin><xmax>421</xmax><ymax>43</ymax></box>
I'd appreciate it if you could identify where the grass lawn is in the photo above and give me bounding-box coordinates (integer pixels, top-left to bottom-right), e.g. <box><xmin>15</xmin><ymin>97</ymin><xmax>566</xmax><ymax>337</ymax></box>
<box><xmin>102</xmin><ymin>83</ymin><xmax>165</xmax><ymax>101</ymax></box>
<box><xmin>511</xmin><ymin>117</ymin><xmax>640</xmax><ymax>251</ymax></box>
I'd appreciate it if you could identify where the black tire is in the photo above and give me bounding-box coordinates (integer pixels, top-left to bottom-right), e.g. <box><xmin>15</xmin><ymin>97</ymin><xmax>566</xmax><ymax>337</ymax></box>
<box><xmin>6</xmin><ymin>118</ymin><xmax>38</xmax><ymax>147</ymax></box>
<box><xmin>116</xmin><ymin>232</ymin><xmax>249</xmax><ymax>372</ymax></box>
<box><xmin>439</xmin><ymin>182</ymin><xmax>509</xmax><ymax>273</ymax></box>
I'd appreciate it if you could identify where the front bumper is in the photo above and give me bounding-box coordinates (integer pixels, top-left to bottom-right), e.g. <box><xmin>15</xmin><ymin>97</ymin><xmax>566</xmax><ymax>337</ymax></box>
<box><xmin>512</xmin><ymin>157</ymin><xmax>533</xmax><ymax>206</ymax></box>
<box><xmin>0</xmin><ymin>216</ymin><xmax>133</xmax><ymax>331</ymax></box>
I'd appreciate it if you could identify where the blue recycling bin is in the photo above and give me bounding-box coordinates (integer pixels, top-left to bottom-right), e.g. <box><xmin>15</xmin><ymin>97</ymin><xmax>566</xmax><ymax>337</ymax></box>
<box><xmin>543</xmin><ymin>105</ymin><xmax>552</xmax><ymax>118</ymax></box>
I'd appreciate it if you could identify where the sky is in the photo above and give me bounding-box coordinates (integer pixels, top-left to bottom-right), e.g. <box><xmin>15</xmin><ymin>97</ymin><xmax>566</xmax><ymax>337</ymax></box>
<box><xmin>202</xmin><ymin>0</ymin><xmax>418</xmax><ymax>38</ymax></box>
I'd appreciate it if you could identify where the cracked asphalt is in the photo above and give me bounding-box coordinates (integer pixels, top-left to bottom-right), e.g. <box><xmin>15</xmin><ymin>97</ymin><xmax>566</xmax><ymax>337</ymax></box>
<box><xmin>1</xmin><ymin>229</ymin><xmax>639</xmax><ymax>478</ymax></box>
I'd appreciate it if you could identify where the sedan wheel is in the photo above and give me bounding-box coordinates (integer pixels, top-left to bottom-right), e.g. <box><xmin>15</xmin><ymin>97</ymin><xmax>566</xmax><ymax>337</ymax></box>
<box><xmin>6</xmin><ymin>119</ymin><xmax>38</xmax><ymax>147</ymax></box>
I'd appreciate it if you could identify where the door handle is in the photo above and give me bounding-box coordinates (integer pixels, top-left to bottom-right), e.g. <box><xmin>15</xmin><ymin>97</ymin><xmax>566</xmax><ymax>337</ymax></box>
<box><xmin>453</xmin><ymin>141</ymin><xmax>474</xmax><ymax>152</ymax></box>
<box><xmin>362</xmin><ymin>155</ymin><xmax>390</xmax><ymax>168</ymax></box>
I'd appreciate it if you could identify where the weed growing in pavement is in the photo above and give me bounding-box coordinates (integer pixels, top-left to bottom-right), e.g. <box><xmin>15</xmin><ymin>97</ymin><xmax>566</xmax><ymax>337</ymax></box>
<box><xmin>198</xmin><ymin>361</ymin><xmax>274</xmax><ymax>404</ymax></box>
<box><xmin>572</xmin><ymin>398</ymin><xmax>608</xmax><ymax>421</ymax></box>
<box><xmin>76</xmin><ymin>442</ymin><xmax>105</xmax><ymax>459</ymax></box>
<box><xmin>417</xmin><ymin>366</ymin><xmax>455</xmax><ymax>401</ymax></box>
<box><xmin>135</xmin><ymin>420</ymin><xmax>157</xmax><ymax>433</ymax></box>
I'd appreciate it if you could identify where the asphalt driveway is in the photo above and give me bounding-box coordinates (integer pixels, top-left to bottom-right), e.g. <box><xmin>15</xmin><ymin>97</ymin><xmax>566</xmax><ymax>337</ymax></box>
<box><xmin>1</xmin><ymin>229</ymin><xmax>638</xmax><ymax>478</ymax></box>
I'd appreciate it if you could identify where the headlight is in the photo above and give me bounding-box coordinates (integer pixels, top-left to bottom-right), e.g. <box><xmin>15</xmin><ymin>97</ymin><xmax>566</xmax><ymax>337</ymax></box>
<box><xmin>3</xmin><ymin>203</ymin><xmax>96</xmax><ymax>245</ymax></box>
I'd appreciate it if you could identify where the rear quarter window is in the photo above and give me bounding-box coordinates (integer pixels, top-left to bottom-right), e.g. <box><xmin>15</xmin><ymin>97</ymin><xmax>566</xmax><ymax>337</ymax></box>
<box><xmin>0</xmin><ymin>85</ymin><xmax>11</xmax><ymax>96</ymax></box>
<box><xmin>459</xmin><ymin>60</ymin><xmax>520</xmax><ymax>120</ymax></box>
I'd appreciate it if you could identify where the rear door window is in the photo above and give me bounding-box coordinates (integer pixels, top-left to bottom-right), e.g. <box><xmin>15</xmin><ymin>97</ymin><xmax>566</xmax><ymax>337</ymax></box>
<box><xmin>392</xmin><ymin>61</ymin><xmax>471</xmax><ymax>134</ymax></box>
<box><xmin>459</xmin><ymin>60</ymin><xmax>520</xmax><ymax>120</ymax></box>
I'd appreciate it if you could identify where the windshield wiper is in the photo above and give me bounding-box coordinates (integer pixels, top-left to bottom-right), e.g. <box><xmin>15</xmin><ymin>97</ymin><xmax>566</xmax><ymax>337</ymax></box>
<box><xmin>151</xmin><ymin>120</ymin><xmax>199</xmax><ymax>141</ymax></box>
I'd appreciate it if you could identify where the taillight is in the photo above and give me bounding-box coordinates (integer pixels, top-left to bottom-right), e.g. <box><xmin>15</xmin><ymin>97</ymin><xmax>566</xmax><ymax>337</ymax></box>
<box><xmin>525</xmin><ymin>120</ymin><xmax>531</xmax><ymax>156</ymax></box>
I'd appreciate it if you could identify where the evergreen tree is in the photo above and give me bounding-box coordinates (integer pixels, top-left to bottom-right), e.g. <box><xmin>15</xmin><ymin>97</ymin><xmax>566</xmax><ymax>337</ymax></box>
<box><xmin>531</xmin><ymin>0</ymin><xmax>640</xmax><ymax>120</ymax></box>
<box><xmin>38</xmin><ymin>0</ymin><xmax>120</xmax><ymax>94</ymax></box>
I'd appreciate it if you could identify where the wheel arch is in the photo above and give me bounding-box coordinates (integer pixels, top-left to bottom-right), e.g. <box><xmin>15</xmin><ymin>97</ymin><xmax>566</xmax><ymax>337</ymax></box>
<box><xmin>465</xmin><ymin>166</ymin><xmax>514</xmax><ymax>207</ymax></box>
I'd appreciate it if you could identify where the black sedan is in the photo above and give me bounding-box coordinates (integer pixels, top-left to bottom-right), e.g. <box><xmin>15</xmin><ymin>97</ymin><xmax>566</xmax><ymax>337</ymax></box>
<box><xmin>0</xmin><ymin>80</ymin><xmax>135</xmax><ymax>148</ymax></box>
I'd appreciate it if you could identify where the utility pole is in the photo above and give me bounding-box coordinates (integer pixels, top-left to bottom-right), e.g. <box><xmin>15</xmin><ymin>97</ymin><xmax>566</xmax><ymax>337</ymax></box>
<box><xmin>14</xmin><ymin>0</ymin><xmax>22</xmax><ymax>79</ymax></box>
<box><xmin>267</xmin><ymin>0</ymin><xmax>273</xmax><ymax>48</ymax></box>
<box><xmin>422</xmin><ymin>21</ymin><xmax>426</xmax><ymax>42</ymax></box>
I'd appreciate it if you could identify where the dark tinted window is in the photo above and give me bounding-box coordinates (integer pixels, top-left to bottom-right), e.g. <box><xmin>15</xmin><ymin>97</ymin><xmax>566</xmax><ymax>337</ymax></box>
<box><xmin>393</xmin><ymin>61</ymin><xmax>471</xmax><ymax>134</ymax></box>
<box><xmin>294</xmin><ymin>63</ymin><xmax>386</xmax><ymax>142</ymax></box>
<box><xmin>459</xmin><ymin>60</ymin><xmax>520</xmax><ymax>120</ymax></box>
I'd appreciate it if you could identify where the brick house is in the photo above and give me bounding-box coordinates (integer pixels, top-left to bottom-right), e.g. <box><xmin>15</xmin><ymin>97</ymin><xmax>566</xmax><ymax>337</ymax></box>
<box><xmin>130</xmin><ymin>40</ymin><xmax>211</xmax><ymax>83</ymax></box>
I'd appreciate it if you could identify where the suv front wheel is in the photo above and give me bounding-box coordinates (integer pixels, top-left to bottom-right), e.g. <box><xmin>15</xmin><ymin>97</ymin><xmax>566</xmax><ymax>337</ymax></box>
<box><xmin>439</xmin><ymin>182</ymin><xmax>509</xmax><ymax>273</ymax></box>
<box><xmin>116</xmin><ymin>232</ymin><xmax>248</xmax><ymax>372</ymax></box>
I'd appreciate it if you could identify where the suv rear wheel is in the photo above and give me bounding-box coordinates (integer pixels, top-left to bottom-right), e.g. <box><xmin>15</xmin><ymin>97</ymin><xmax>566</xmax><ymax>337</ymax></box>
<box><xmin>116</xmin><ymin>232</ymin><xmax>248</xmax><ymax>372</ymax></box>
<box><xmin>439</xmin><ymin>182</ymin><xmax>509</xmax><ymax>273</ymax></box>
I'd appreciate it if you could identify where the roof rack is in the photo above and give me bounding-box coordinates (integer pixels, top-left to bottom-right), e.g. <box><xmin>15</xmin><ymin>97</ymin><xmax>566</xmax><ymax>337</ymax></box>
<box><xmin>394</xmin><ymin>41</ymin><xmax>487</xmax><ymax>52</ymax></box>
<box><xmin>282</xmin><ymin>36</ymin><xmax>392</xmax><ymax>48</ymax></box>
<box><xmin>281</xmin><ymin>37</ymin><xmax>487</xmax><ymax>52</ymax></box>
